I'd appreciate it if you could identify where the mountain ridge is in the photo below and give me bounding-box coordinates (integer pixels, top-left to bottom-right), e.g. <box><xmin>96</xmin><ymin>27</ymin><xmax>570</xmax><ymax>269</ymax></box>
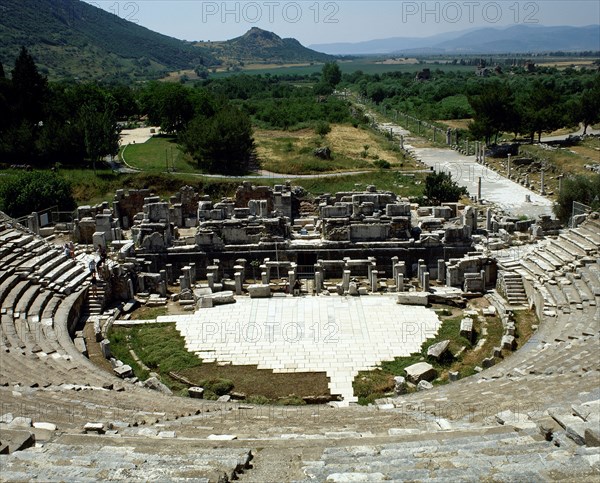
<box><xmin>0</xmin><ymin>1</ymin><xmax>331</xmax><ymax>81</ymax></box>
<box><xmin>310</xmin><ymin>25</ymin><xmax>600</xmax><ymax>55</ymax></box>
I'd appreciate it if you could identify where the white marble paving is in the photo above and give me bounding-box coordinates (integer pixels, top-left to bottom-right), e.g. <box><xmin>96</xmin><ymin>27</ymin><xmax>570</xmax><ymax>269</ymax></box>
<box><xmin>157</xmin><ymin>295</ymin><xmax>441</xmax><ymax>402</ymax></box>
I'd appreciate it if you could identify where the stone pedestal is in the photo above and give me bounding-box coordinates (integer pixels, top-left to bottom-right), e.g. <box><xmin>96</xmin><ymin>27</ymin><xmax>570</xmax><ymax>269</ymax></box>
<box><xmin>234</xmin><ymin>272</ymin><xmax>242</xmax><ymax>295</ymax></box>
<box><xmin>288</xmin><ymin>270</ymin><xmax>296</xmax><ymax>293</ymax></box>
<box><xmin>437</xmin><ymin>260</ymin><xmax>445</xmax><ymax>283</ymax></box>
<box><xmin>234</xmin><ymin>265</ymin><xmax>245</xmax><ymax>283</ymax></box>
<box><xmin>371</xmin><ymin>270</ymin><xmax>378</xmax><ymax>293</ymax></box>
<box><xmin>423</xmin><ymin>272</ymin><xmax>430</xmax><ymax>292</ymax></box>
<box><xmin>396</xmin><ymin>274</ymin><xmax>404</xmax><ymax>292</ymax></box>
<box><xmin>180</xmin><ymin>275</ymin><xmax>189</xmax><ymax>291</ymax></box>
<box><xmin>417</xmin><ymin>259</ymin><xmax>425</xmax><ymax>280</ymax></box>
<box><xmin>189</xmin><ymin>263</ymin><xmax>196</xmax><ymax>284</ymax></box>
<box><xmin>182</xmin><ymin>266</ymin><xmax>192</xmax><ymax>289</ymax></box>
<box><xmin>158</xmin><ymin>281</ymin><xmax>167</xmax><ymax>297</ymax></box>
<box><xmin>207</xmin><ymin>273</ymin><xmax>214</xmax><ymax>291</ymax></box>
<box><xmin>342</xmin><ymin>270</ymin><xmax>351</xmax><ymax>292</ymax></box>
<box><xmin>315</xmin><ymin>271</ymin><xmax>323</xmax><ymax>294</ymax></box>
<box><xmin>261</xmin><ymin>272</ymin><xmax>268</xmax><ymax>285</ymax></box>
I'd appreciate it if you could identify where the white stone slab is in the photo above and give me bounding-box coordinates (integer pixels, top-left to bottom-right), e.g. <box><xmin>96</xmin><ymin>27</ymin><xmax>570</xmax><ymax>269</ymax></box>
<box><xmin>165</xmin><ymin>295</ymin><xmax>440</xmax><ymax>402</ymax></box>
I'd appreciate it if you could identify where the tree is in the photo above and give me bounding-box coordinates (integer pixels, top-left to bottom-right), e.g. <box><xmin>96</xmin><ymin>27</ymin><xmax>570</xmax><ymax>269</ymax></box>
<box><xmin>11</xmin><ymin>46</ymin><xmax>48</xmax><ymax>123</ymax></box>
<box><xmin>194</xmin><ymin>65</ymin><xmax>209</xmax><ymax>79</ymax></box>
<box><xmin>425</xmin><ymin>171</ymin><xmax>468</xmax><ymax>204</ymax></box>
<box><xmin>314</xmin><ymin>121</ymin><xmax>331</xmax><ymax>137</ymax></box>
<box><xmin>77</xmin><ymin>87</ymin><xmax>119</xmax><ymax>172</ymax></box>
<box><xmin>0</xmin><ymin>171</ymin><xmax>76</xmax><ymax>218</ymax></box>
<box><xmin>180</xmin><ymin>104</ymin><xmax>255</xmax><ymax>175</ymax></box>
<box><xmin>140</xmin><ymin>82</ymin><xmax>194</xmax><ymax>134</ymax></box>
<box><xmin>573</xmin><ymin>75</ymin><xmax>600</xmax><ymax>134</ymax></box>
<box><xmin>0</xmin><ymin>61</ymin><xmax>4</xmax><ymax>79</ymax></box>
<box><xmin>322</xmin><ymin>62</ymin><xmax>342</xmax><ymax>89</ymax></box>
<box><xmin>518</xmin><ymin>80</ymin><xmax>564</xmax><ymax>143</ymax></box>
<box><xmin>554</xmin><ymin>174</ymin><xmax>600</xmax><ymax>223</ymax></box>
<box><xmin>468</xmin><ymin>82</ymin><xmax>515</xmax><ymax>144</ymax></box>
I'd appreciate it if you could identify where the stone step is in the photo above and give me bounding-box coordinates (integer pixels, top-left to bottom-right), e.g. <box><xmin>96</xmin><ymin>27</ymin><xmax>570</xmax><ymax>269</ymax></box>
<box><xmin>572</xmin><ymin>227</ymin><xmax>600</xmax><ymax>246</ymax></box>
<box><xmin>37</xmin><ymin>252</ymin><xmax>70</xmax><ymax>279</ymax></box>
<box><xmin>534</xmin><ymin>248</ymin><xmax>564</xmax><ymax>270</ymax></box>
<box><xmin>14</xmin><ymin>284</ymin><xmax>42</xmax><ymax>317</ymax></box>
<box><xmin>558</xmin><ymin>233</ymin><xmax>590</xmax><ymax>257</ymax></box>
<box><xmin>0</xmin><ymin>274</ymin><xmax>21</xmax><ymax>307</ymax></box>
<box><xmin>42</xmin><ymin>259</ymin><xmax>77</xmax><ymax>285</ymax></box>
<box><xmin>546</xmin><ymin>239</ymin><xmax>576</xmax><ymax>264</ymax></box>
<box><xmin>526</xmin><ymin>253</ymin><xmax>556</xmax><ymax>275</ymax></box>
<box><xmin>2</xmin><ymin>280</ymin><xmax>32</xmax><ymax>312</ymax></box>
<box><xmin>545</xmin><ymin>282</ymin><xmax>569</xmax><ymax>308</ymax></box>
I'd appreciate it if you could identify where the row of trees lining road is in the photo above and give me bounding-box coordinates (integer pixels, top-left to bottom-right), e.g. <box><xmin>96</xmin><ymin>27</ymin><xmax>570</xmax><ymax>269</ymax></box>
<box><xmin>346</xmin><ymin>68</ymin><xmax>600</xmax><ymax>142</ymax></box>
<box><xmin>468</xmin><ymin>76</ymin><xmax>600</xmax><ymax>144</ymax></box>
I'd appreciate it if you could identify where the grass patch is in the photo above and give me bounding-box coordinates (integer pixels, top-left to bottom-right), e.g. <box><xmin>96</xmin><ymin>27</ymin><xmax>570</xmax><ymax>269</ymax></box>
<box><xmin>255</xmin><ymin>124</ymin><xmax>417</xmax><ymax>175</ymax></box>
<box><xmin>354</xmin><ymin>308</ymin><xmax>505</xmax><ymax>405</ymax></box>
<box><xmin>130</xmin><ymin>306</ymin><xmax>168</xmax><ymax>321</ymax></box>
<box><xmin>107</xmin><ymin>321</ymin><xmax>330</xmax><ymax>402</ymax></box>
<box><xmin>513</xmin><ymin>309</ymin><xmax>538</xmax><ymax>350</ymax></box>
<box><xmin>121</xmin><ymin>136</ymin><xmax>197</xmax><ymax>173</ymax></box>
<box><xmin>107</xmin><ymin>323</ymin><xmax>202</xmax><ymax>391</ymax></box>
<box><xmin>293</xmin><ymin>171</ymin><xmax>426</xmax><ymax>197</ymax></box>
<box><xmin>178</xmin><ymin>363</ymin><xmax>330</xmax><ymax>402</ymax></box>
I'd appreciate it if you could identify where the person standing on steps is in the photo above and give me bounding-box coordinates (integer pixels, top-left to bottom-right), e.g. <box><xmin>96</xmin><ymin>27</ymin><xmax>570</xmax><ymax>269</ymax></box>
<box><xmin>97</xmin><ymin>244</ymin><xmax>107</xmax><ymax>264</ymax></box>
<box><xmin>88</xmin><ymin>258</ymin><xmax>96</xmax><ymax>274</ymax></box>
<box><xmin>91</xmin><ymin>272</ymin><xmax>98</xmax><ymax>297</ymax></box>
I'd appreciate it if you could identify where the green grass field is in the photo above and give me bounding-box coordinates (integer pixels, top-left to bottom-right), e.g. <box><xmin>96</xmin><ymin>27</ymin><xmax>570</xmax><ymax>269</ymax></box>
<box><xmin>211</xmin><ymin>58</ymin><xmax>475</xmax><ymax>78</ymax></box>
<box><xmin>121</xmin><ymin>136</ymin><xmax>197</xmax><ymax>173</ymax></box>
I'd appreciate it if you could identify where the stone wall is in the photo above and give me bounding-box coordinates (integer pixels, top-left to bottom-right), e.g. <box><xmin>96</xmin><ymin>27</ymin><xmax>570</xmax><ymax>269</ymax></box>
<box><xmin>113</xmin><ymin>189</ymin><xmax>151</xmax><ymax>229</ymax></box>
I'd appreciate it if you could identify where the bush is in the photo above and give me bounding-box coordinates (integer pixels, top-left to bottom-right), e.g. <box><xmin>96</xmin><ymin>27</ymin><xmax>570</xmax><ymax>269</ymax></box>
<box><xmin>424</xmin><ymin>171</ymin><xmax>468</xmax><ymax>204</ymax></box>
<box><xmin>246</xmin><ymin>395</ymin><xmax>270</xmax><ymax>405</ymax></box>
<box><xmin>314</xmin><ymin>121</ymin><xmax>331</xmax><ymax>137</ymax></box>
<box><xmin>373</xmin><ymin>159</ymin><xmax>391</xmax><ymax>169</ymax></box>
<box><xmin>199</xmin><ymin>378</ymin><xmax>234</xmax><ymax>396</ymax></box>
<box><xmin>554</xmin><ymin>174</ymin><xmax>600</xmax><ymax>223</ymax></box>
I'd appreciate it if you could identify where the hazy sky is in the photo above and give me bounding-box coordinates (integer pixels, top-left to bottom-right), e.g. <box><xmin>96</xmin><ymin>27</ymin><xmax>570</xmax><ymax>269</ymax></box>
<box><xmin>83</xmin><ymin>0</ymin><xmax>600</xmax><ymax>44</ymax></box>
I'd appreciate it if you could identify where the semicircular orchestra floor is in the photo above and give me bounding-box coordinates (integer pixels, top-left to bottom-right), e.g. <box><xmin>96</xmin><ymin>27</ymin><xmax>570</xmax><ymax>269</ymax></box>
<box><xmin>157</xmin><ymin>295</ymin><xmax>441</xmax><ymax>403</ymax></box>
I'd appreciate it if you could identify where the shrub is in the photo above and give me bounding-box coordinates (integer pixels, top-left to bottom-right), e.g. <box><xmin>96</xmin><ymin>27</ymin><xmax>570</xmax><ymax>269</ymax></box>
<box><xmin>554</xmin><ymin>174</ymin><xmax>600</xmax><ymax>223</ymax></box>
<box><xmin>314</xmin><ymin>121</ymin><xmax>331</xmax><ymax>137</ymax></box>
<box><xmin>424</xmin><ymin>171</ymin><xmax>468</xmax><ymax>204</ymax></box>
<box><xmin>199</xmin><ymin>378</ymin><xmax>234</xmax><ymax>396</ymax></box>
<box><xmin>373</xmin><ymin>159</ymin><xmax>391</xmax><ymax>169</ymax></box>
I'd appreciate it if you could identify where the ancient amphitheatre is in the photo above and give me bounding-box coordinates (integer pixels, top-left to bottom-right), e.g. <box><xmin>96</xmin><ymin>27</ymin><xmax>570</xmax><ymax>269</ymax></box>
<box><xmin>1</xmin><ymin>134</ymin><xmax>600</xmax><ymax>480</ymax></box>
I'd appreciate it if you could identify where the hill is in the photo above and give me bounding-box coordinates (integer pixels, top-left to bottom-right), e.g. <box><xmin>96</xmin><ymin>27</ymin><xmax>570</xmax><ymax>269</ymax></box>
<box><xmin>311</xmin><ymin>25</ymin><xmax>600</xmax><ymax>55</ymax></box>
<box><xmin>196</xmin><ymin>27</ymin><xmax>333</xmax><ymax>65</ymax></box>
<box><xmin>0</xmin><ymin>0</ymin><xmax>218</xmax><ymax>81</ymax></box>
<box><xmin>0</xmin><ymin>1</ymin><xmax>332</xmax><ymax>81</ymax></box>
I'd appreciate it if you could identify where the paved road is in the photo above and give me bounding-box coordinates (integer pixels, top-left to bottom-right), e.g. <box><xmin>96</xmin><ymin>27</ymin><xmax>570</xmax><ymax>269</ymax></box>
<box><xmin>378</xmin><ymin>122</ymin><xmax>555</xmax><ymax>219</ymax></box>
